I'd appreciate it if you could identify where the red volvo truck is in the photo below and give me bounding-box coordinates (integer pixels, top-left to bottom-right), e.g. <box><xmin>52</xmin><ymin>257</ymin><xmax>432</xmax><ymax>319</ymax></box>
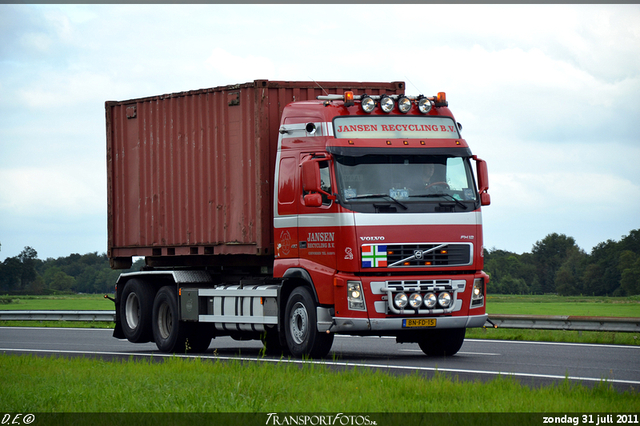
<box><xmin>106</xmin><ymin>80</ymin><xmax>490</xmax><ymax>357</ymax></box>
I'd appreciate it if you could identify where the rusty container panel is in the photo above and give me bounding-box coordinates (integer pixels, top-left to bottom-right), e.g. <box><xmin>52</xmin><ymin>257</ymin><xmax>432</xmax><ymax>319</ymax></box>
<box><xmin>106</xmin><ymin>80</ymin><xmax>404</xmax><ymax>267</ymax></box>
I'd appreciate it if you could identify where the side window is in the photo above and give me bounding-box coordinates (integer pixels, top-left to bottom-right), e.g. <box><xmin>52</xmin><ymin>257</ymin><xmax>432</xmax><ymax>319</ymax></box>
<box><xmin>319</xmin><ymin>161</ymin><xmax>332</xmax><ymax>205</ymax></box>
<box><xmin>278</xmin><ymin>157</ymin><xmax>296</xmax><ymax>215</ymax></box>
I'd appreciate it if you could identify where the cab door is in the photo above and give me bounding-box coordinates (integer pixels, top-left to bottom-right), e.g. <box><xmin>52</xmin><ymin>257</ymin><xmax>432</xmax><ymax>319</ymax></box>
<box><xmin>297</xmin><ymin>153</ymin><xmax>338</xmax><ymax>271</ymax></box>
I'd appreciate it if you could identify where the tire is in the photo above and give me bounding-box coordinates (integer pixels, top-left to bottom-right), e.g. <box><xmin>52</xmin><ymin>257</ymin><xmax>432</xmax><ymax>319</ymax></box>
<box><xmin>284</xmin><ymin>287</ymin><xmax>334</xmax><ymax>358</ymax></box>
<box><xmin>152</xmin><ymin>286</ymin><xmax>184</xmax><ymax>352</ymax></box>
<box><xmin>152</xmin><ymin>286</ymin><xmax>212</xmax><ymax>354</ymax></box>
<box><xmin>120</xmin><ymin>279</ymin><xmax>155</xmax><ymax>343</ymax></box>
<box><xmin>418</xmin><ymin>328</ymin><xmax>466</xmax><ymax>357</ymax></box>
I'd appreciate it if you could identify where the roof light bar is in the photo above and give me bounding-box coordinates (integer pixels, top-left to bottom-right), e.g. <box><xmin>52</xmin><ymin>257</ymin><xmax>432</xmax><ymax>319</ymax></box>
<box><xmin>316</xmin><ymin>92</ymin><xmax>447</xmax><ymax>114</ymax></box>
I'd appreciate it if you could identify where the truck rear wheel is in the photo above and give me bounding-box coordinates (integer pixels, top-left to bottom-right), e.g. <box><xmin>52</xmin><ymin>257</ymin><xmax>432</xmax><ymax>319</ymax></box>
<box><xmin>284</xmin><ymin>286</ymin><xmax>333</xmax><ymax>358</ymax></box>
<box><xmin>418</xmin><ymin>328</ymin><xmax>466</xmax><ymax>357</ymax></box>
<box><xmin>120</xmin><ymin>279</ymin><xmax>154</xmax><ymax>343</ymax></box>
<box><xmin>152</xmin><ymin>286</ymin><xmax>211</xmax><ymax>353</ymax></box>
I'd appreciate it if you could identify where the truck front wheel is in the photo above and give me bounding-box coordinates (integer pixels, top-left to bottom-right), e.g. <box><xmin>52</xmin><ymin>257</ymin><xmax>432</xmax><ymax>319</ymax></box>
<box><xmin>284</xmin><ymin>286</ymin><xmax>333</xmax><ymax>358</ymax></box>
<box><xmin>120</xmin><ymin>279</ymin><xmax>154</xmax><ymax>343</ymax></box>
<box><xmin>418</xmin><ymin>328</ymin><xmax>466</xmax><ymax>357</ymax></box>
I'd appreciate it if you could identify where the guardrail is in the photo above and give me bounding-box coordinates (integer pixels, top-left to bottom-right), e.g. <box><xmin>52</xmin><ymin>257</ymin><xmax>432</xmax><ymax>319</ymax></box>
<box><xmin>488</xmin><ymin>314</ymin><xmax>640</xmax><ymax>333</ymax></box>
<box><xmin>0</xmin><ymin>311</ymin><xmax>639</xmax><ymax>333</ymax></box>
<box><xmin>0</xmin><ymin>310</ymin><xmax>116</xmax><ymax>322</ymax></box>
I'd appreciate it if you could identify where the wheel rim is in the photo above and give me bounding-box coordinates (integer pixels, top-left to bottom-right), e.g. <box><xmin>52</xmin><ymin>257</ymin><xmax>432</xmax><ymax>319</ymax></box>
<box><xmin>289</xmin><ymin>302</ymin><xmax>308</xmax><ymax>345</ymax></box>
<box><xmin>157</xmin><ymin>302</ymin><xmax>172</xmax><ymax>340</ymax></box>
<box><xmin>124</xmin><ymin>292</ymin><xmax>140</xmax><ymax>329</ymax></box>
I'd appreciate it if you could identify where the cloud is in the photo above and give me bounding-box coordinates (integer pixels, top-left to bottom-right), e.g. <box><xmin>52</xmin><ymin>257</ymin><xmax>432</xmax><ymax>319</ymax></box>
<box><xmin>0</xmin><ymin>165</ymin><xmax>105</xmax><ymax>217</ymax></box>
<box><xmin>204</xmin><ymin>47</ymin><xmax>276</xmax><ymax>84</ymax></box>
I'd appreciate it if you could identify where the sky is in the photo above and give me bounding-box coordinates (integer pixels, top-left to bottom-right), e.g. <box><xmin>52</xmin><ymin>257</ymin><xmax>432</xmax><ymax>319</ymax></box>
<box><xmin>1</xmin><ymin>4</ymin><xmax>639</xmax><ymax>262</ymax></box>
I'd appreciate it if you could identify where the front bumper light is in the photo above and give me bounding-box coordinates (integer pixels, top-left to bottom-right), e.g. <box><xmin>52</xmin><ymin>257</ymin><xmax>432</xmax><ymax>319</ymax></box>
<box><xmin>408</xmin><ymin>292</ymin><xmax>422</xmax><ymax>309</ymax></box>
<box><xmin>394</xmin><ymin>292</ymin><xmax>408</xmax><ymax>309</ymax></box>
<box><xmin>437</xmin><ymin>291</ymin><xmax>452</xmax><ymax>308</ymax></box>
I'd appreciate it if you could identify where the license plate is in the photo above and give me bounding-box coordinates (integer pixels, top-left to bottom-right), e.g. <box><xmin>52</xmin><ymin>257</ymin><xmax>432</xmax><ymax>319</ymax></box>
<box><xmin>403</xmin><ymin>318</ymin><xmax>436</xmax><ymax>328</ymax></box>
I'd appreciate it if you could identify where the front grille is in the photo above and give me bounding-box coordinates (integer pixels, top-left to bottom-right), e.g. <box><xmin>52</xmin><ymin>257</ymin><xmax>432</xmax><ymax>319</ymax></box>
<box><xmin>386</xmin><ymin>243</ymin><xmax>472</xmax><ymax>267</ymax></box>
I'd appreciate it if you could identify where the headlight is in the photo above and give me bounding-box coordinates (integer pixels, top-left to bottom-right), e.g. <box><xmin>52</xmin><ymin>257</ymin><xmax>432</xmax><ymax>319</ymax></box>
<box><xmin>437</xmin><ymin>292</ymin><xmax>452</xmax><ymax>308</ymax></box>
<box><xmin>471</xmin><ymin>278</ymin><xmax>484</xmax><ymax>307</ymax></box>
<box><xmin>394</xmin><ymin>293</ymin><xmax>408</xmax><ymax>309</ymax></box>
<box><xmin>347</xmin><ymin>281</ymin><xmax>366</xmax><ymax>311</ymax></box>
<box><xmin>361</xmin><ymin>96</ymin><xmax>376</xmax><ymax>113</ymax></box>
<box><xmin>408</xmin><ymin>293</ymin><xmax>422</xmax><ymax>309</ymax></box>
<box><xmin>380</xmin><ymin>95</ymin><xmax>395</xmax><ymax>113</ymax></box>
<box><xmin>424</xmin><ymin>292</ymin><xmax>437</xmax><ymax>309</ymax></box>
<box><xmin>398</xmin><ymin>96</ymin><xmax>412</xmax><ymax>114</ymax></box>
<box><xmin>417</xmin><ymin>96</ymin><xmax>432</xmax><ymax>114</ymax></box>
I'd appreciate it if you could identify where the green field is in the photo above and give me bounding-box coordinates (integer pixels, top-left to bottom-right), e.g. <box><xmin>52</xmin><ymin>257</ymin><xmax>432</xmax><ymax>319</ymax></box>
<box><xmin>1</xmin><ymin>354</ymin><xmax>637</xmax><ymax>414</ymax></box>
<box><xmin>486</xmin><ymin>295</ymin><xmax>640</xmax><ymax>317</ymax></box>
<box><xmin>0</xmin><ymin>294</ymin><xmax>115</xmax><ymax>310</ymax></box>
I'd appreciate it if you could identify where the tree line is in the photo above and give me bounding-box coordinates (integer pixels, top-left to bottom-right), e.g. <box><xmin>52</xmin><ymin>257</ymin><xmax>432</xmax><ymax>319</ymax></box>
<box><xmin>0</xmin><ymin>249</ymin><xmax>143</xmax><ymax>295</ymax></box>
<box><xmin>485</xmin><ymin>229</ymin><xmax>640</xmax><ymax>296</ymax></box>
<box><xmin>1</xmin><ymin>228</ymin><xmax>639</xmax><ymax>296</ymax></box>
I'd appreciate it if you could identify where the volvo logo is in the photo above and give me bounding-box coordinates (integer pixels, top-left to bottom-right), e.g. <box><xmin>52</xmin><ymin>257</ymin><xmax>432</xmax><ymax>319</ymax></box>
<box><xmin>360</xmin><ymin>236</ymin><xmax>385</xmax><ymax>241</ymax></box>
<box><xmin>414</xmin><ymin>250</ymin><xmax>424</xmax><ymax>260</ymax></box>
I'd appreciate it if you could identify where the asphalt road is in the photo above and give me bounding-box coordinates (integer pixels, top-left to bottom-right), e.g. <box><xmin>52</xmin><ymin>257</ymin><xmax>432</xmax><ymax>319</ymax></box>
<box><xmin>1</xmin><ymin>326</ymin><xmax>638</xmax><ymax>392</ymax></box>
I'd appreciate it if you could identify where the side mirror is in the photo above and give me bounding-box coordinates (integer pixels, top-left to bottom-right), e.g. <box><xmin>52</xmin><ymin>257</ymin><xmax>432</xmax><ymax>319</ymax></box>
<box><xmin>301</xmin><ymin>160</ymin><xmax>321</xmax><ymax>193</ymax></box>
<box><xmin>473</xmin><ymin>156</ymin><xmax>491</xmax><ymax>206</ymax></box>
<box><xmin>304</xmin><ymin>193</ymin><xmax>322</xmax><ymax>207</ymax></box>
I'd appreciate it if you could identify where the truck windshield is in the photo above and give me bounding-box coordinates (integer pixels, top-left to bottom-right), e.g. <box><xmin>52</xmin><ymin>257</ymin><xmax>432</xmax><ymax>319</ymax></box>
<box><xmin>334</xmin><ymin>155</ymin><xmax>478</xmax><ymax>213</ymax></box>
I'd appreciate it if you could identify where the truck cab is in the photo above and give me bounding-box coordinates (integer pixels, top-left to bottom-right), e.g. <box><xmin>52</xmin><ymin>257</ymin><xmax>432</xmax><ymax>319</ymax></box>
<box><xmin>273</xmin><ymin>91</ymin><xmax>490</xmax><ymax>357</ymax></box>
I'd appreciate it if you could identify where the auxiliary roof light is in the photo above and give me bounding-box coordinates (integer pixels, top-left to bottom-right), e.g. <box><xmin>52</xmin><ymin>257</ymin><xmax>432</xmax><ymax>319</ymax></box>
<box><xmin>380</xmin><ymin>95</ymin><xmax>395</xmax><ymax>113</ymax></box>
<box><xmin>398</xmin><ymin>96</ymin><xmax>412</xmax><ymax>114</ymax></box>
<box><xmin>344</xmin><ymin>91</ymin><xmax>355</xmax><ymax>107</ymax></box>
<box><xmin>435</xmin><ymin>92</ymin><xmax>448</xmax><ymax>107</ymax></box>
<box><xmin>417</xmin><ymin>96</ymin><xmax>432</xmax><ymax>114</ymax></box>
<box><xmin>361</xmin><ymin>95</ymin><xmax>376</xmax><ymax>113</ymax></box>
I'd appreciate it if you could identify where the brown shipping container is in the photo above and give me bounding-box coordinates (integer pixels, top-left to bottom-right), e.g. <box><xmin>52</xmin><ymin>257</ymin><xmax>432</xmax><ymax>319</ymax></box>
<box><xmin>107</xmin><ymin>80</ymin><xmax>405</xmax><ymax>267</ymax></box>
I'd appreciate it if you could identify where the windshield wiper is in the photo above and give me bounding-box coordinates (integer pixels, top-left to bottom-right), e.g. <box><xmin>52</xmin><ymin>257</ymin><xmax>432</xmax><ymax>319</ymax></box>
<box><xmin>346</xmin><ymin>193</ymin><xmax>407</xmax><ymax>210</ymax></box>
<box><xmin>409</xmin><ymin>193</ymin><xmax>468</xmax><ymax>210</ymax></box>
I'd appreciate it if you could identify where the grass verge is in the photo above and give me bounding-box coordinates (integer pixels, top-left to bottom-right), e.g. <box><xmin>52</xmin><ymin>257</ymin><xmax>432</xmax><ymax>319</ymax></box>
<box><xmin>1</xmin><ymin>354</ymin><xmax>638</xmax><ymax>413</ymax></box>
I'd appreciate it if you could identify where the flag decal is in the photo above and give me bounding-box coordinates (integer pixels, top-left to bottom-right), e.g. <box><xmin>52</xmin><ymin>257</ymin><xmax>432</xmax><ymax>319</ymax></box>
<box><xmin>361</xmin><ymin>244</ymin><xmax>388</xmax><ymax>268</ymax></box>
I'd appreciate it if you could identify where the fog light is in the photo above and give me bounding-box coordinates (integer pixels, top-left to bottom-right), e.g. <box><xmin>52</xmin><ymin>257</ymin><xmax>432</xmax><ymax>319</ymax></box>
<box><xmin>437</xmin><ymin>292</ymin><xmax>452</xmax><ymax>308</ymax></box>
<box><xmin>347</xmin><ymin>281</ymin><xmax>366</xmax><ymax>311</ymax></box>
<box><xmin>394</xmin><ymin>293</ymin><xmax>408</xmax><ymax>309</ymax></box>
<box><xmin>424</xmin><ymin>292</ymin><xmax>437</xmax><ymax>309</ymax></box>
<box><xmin>409</xmin><ymin>293</ymin><xmax>422</xmax><ymax>309</ymax></box>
